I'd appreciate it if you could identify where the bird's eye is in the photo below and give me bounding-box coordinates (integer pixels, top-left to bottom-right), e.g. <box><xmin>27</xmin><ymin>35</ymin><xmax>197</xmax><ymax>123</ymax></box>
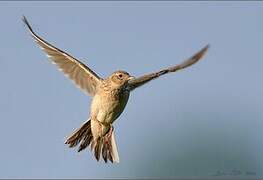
<box><xmin>118</xmin><ymin>74</ymin><xmax>123</xmax><ymax>78</ymax></box>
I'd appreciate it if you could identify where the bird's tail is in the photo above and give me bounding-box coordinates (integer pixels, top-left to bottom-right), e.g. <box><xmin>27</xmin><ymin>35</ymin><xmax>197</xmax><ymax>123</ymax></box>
<box><xmin>111</xmin><ymin>130</ymin><xmax>120</xmax><ymax>163</ymax></box>
<box><xmin>64</xmin><ymin>120</ymin><xmax>119</xmax><ymax>163</ymax></box>
<box><xmin>90</xmin><ymin>128</ymin><xmax>119</xmax><ymax>163</ymax></box>
<box><xmin>101</xmin><ymin>129</ymin><xmax>119</xmax><ymax>163</ymax></box>
<box><xmin>64</xmin><ymin>119</ymin><xmax>93</xmax><ymax>152</ymax></box>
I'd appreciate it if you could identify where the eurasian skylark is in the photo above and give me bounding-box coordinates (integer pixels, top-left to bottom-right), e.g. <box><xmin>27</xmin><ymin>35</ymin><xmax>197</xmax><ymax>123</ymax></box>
<box><xmin>22</xmin><ymin>16</ymin><xmax>209</xmax><ymax>163</ymax></box>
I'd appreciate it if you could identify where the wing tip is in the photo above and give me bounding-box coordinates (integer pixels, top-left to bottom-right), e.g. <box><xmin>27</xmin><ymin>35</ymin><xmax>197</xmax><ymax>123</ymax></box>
<box><xmin>22</xmin><ymin>15</ymin><xmax>35</xmax><ymax>35</ymax></box>
<box><xmin>204</xmin><ymin>44</ymin><xmax>210</xmax><ymax>53</ymax></box>
<box><xmin>204</xmin><ymin>43</ymin><xmax>210</xmax><ymax>49</ymax></box>
<box><xmin>194</xmin><ymin>43</ymin><xmax>210</xmax><ymax>61</ymax></box>
<box><xmin>22</xmin><ymin>15</ymin><xmax>30</xmax><ymax>28</ymax></box>
<box><xmin>200</xmin><ymin>43</ymin><xmax>210</xmax><ymax>56</ymax></box>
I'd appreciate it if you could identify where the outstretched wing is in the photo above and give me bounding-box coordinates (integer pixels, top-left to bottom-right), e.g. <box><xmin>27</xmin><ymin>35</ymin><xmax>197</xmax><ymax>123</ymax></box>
<box><xmin>22</xmin><ymin>16</ymin><xmax>103</xmax><ymax>96</ymax></box>
<box><xmin>128</xmin><ymin>44</ymin><xmax>209</xmax><ymax>91</ymax></box>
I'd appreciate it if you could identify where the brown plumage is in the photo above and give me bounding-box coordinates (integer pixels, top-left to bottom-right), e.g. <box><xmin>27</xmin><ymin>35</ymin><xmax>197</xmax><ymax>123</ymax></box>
<box><xmin>22</xmin><ymin>16</ymin><xmax>209</xmax><ymax>163</ymax></box>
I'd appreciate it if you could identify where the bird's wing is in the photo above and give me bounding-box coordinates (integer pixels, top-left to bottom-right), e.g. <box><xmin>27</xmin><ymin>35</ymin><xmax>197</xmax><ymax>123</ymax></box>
<box><xmin>128</xmin><ymin>44</ymin><xmax>209</xmax><ymax>91</ymax></box>
<box><xmin>22</xmin><ymin>16</ymin><xmax>103</xmax><ymax>96</ymax></box>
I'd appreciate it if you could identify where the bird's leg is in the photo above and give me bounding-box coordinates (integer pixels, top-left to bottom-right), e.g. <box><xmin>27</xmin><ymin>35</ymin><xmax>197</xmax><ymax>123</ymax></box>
<box><xmin>104</xmin><ymin>125</ymin><xmax>114</xmax><ymax>144</ymax></box>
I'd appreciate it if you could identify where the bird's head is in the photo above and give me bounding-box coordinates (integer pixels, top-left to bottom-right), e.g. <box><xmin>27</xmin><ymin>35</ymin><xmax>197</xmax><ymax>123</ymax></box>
<box><xmin>109</xmin><ymin>70</ymin><xmax>135</xmax><ymax>88</ymax></box>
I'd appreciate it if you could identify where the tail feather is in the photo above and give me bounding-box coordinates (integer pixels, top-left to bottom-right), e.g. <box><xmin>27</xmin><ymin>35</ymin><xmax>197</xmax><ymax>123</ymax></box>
<box><xmin>101</xmin><ymin>139</ymin><xmax>113</xmax><ymax>163</ymax></box>
<box><xmin>65</xmin><ymin>120</ymin><xmax>119</xmax><ymax>163</ymax></box>
<box><xmin>102</xmin><ymin>141</ymin><xmax>108</xmax><ymax>163</ymax></box>
<box><xmin>78</xmin><ymin>130</ymin><xmax>93</xmax><ymax>152</ymax></box>
<box><xmin>65</xmin><ymin>120</ymin><xmax>91</xmax><ymax>148</ymax></box>
<box><xmin>110</xmin><ymin>130</ymin><xmax>119</xmax><ymax>163</ymax></box>
<box><xmin>108</xmin><ymin>149</ymin><xmax>113</xmax><ymax>163</ymax></box>
<box><xmin>94</xmin><ymin>137</ymin><xmax>102</xmax><ymax>161</ymax></box>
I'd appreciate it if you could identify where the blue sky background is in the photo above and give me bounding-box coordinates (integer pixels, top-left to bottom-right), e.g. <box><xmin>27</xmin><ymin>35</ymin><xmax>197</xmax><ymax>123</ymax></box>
<box><xmin>0</xmin><ymin>1</ymin><xmax>263</xmax><ymax>178</ymax></box>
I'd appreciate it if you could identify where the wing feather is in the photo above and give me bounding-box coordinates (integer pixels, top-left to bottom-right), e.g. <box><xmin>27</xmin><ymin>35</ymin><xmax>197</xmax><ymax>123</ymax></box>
<box><xmin>128</xmin><ymin>44</ymin><xmax>209</xmax><ymax>91</ymax></box>
<box><xmin>22</xmin><ymin>16</ymin><xmax>102</xmax><ymax>96</ymax></box>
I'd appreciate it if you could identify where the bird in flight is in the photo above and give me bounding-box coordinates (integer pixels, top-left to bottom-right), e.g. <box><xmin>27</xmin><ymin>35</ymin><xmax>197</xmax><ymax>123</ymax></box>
<box><xmin>22</xmin><ymin>16</ymin><xmax>209</xmax><ymax>163</ymax></box>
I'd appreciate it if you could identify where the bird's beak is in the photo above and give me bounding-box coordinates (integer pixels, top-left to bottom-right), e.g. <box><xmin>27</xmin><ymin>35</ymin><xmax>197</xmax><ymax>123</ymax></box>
<box><xmin>128</xmin><ymin>76</ymin><xmax>135</xmax><ymax>81</ymax></box>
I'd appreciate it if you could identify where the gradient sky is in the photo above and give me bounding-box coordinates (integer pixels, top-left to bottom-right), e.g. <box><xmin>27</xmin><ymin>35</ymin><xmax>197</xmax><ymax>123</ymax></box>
<box><xmin>0</xmin><ymin>1</ymin><xmax>263</xmax><ymax>178</ymax></box>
